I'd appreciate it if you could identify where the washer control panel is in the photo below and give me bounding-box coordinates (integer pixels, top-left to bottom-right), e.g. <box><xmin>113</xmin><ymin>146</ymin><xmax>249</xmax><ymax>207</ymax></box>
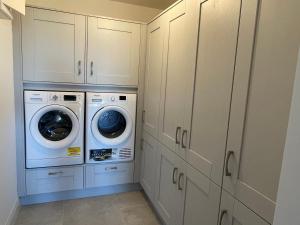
<box><xmin>25</xmin><ymin>91</ymin><xmax>84</xmax><ymax>104</ymax></box>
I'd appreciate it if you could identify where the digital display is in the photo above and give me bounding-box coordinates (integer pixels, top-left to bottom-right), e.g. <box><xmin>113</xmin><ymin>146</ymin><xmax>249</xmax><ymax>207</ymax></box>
<box><xmin>119</xmin><ymin>96</ymin><xmax>126</xmax><ymax>101</ymax></box>
<box><xmin>64</xmin><ymin>95</ymin><xmax>77</xmax><ymax>101</ymax></box>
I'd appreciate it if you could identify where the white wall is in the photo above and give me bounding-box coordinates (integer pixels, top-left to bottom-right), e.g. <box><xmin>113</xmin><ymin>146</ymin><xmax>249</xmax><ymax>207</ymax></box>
<box><xmin>273</xmin><ymin>48</ymin><xmax>300</xmax><ymax>225</ymax></box>
<box><xmin>0</xmin><ymin>19</ymin><xmax>18</xmax><ymax>225</ymax></box>
<box><xmin>26</xmin><ymin>0</ymin><xmax>162</xmax><ymax>22</ymax></box>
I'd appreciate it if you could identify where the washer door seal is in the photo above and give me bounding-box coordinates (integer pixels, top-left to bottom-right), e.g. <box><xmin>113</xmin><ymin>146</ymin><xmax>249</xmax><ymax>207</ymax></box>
<box><xmin>91</xmin><ymin>105</ymin><xmax>133</xmax><ymax>146</ymax></box>
<box><xmin>30</xmin><ymin>105</ymin><xmax>79</xmax><ymax>149</ymax></box>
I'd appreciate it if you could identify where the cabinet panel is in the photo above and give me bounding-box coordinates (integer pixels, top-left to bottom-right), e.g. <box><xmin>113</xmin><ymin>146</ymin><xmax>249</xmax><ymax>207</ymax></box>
<box><xmin>22</xmin><ymin>7</ymin><xmax>85</xmax><ymax>83</ymax></box>
<box><xmin>182</xmin><ymin>163</ymin><xmax>221</xmax><ymax>225</ymax></box>
<box><xmin>159</xmin><ymin>0</ymin><xmax>189</xmax><ymax>158</ymax></box>
<box><xmin>219</xmin><ymin>191</ymin><xmax>269</xmax><ymax>225</ymax></box>
<box><xmin>223</xmin><ymin>0</ymin><xmax>284</xmax><ymax>222</ymax></box>
<box><xmin>155</xmin><ymin>143</ymin><xmax>183</xmax><ymax>225</ymax></box>
<box><xmin>85</xmin><ymin>162</ymin><xmax>133</xmax><ymax>188</ymax></box>
<box><xmin>87</xmin><ymin>17</ymin><xmax>140</xmax><ymax>86</ymax></box>
<box><xmin>186</xmin><ymin>0</ymin><xmax>241</xmax><ymax>185</ymax></box>
<box><xmin>143</xmin><ymin>18</ymin><xmax>165</xmax><ymax>138</ymax></box>
<box><xmin>140</xmin><ymin>131</ymin><xmax>159</xmax><ymax>201</ymax></box>
<box><xmin>26</xmin><ymin>166</ymin><xmax>84</xmax><ymax>195</ymax></box>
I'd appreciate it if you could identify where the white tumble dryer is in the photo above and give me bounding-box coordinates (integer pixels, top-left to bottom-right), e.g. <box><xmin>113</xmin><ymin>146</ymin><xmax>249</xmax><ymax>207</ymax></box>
<box><xmin>86</xmin><ymin>92</ymin><xmax>136</xmax><ymax>163</ymax></box>
<box><xmin>25</xmin><ymin>91</ymin><xmax>85</xmax><ymax>168</ymax></box>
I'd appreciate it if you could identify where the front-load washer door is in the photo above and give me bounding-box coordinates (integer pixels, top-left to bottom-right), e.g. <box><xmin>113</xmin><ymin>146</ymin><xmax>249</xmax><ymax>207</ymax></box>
<box><xmin>91</xmin><ymin>106</ymin><xmax>133</xmax><ymax>146</ymax></box>
<box><xmin>30</xmin><ymin>105</ymin><xmax>80</xmax><ymax>149</ymax></box>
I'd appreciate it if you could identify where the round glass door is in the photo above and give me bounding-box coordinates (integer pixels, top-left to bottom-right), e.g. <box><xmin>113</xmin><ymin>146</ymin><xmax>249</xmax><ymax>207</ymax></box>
<box><xmin>91</xmin><ymin>106</ymin><xmax>133</xmax><ymax>146</ymax></box>
<box><xmin>97</xmin><ymin>110</ymin><xmax>126</xmax><ymax>139</ymax></box>
<box><xmin>30</xmin><ymin>105</ymin><xmax>79</xmax><ymax>149</ymax></box>
<box><xmin>38</xmin><ymin>110</ymin><xmax>73</xmax><ymax>141</ymax></box>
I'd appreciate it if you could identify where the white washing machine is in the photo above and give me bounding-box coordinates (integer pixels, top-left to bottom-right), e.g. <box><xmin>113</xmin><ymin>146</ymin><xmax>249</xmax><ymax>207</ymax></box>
<box><xmin>86</xmin><ymin>92</ymin><xmax>136</xmax><ymax>163</ymax></box>
<box><xmin>25</xmin><ymin>91</ymin><xmax>85</xmax><ymax>168</ymax></box>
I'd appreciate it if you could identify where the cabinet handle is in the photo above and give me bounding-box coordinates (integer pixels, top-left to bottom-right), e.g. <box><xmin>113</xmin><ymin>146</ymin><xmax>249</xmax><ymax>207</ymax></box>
<box><xmin>178</xmin><ymin>172</ymin><xmax>184</xmax><ymax>191</ymax></box>
<box><xmin>219</xmin><ymin>210</ymin><xmax>228</xmax><ymax>225</ymax></box>
<box><xmin>77</xmin><ymin>60</ymin><xmax>82</xmax><ymax>75</ymax></box>
<box><xmin>90</xmin><ymin>61</ymin><xmax>94</xmax><ymax>76</ymax></box>
<box><xmin>48</xmin><ymin>171</ymin><xmax>63</xmax><ymax>176</ymax></box>
<box><xmin>142</xmin><ymin>110</ymin><xmax>146</xmax><ymax>123</ymax></box>
<box><xmin>181</xmin><ymin>130</ymin><xmax>188</xmax><ymax>149</ymax></box>
<box><xmin>175</xmin><ymin>127</ymin><xmax>181</xmax><ymax>144</ymax></box>
<box><xmin>225</xmin><ymin>151</ymin><xmax>234</xmax><ymax>177</ymax></box>
<box><xmin>172</xmin><ymin>167</ymin><xmax>178</xmax><ymax>184</ymax></box>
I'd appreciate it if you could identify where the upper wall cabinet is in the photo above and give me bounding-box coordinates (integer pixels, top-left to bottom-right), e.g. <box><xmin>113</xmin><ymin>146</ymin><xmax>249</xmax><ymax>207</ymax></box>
<box><xmin>22</xmin><ymin>7</ymin><xmax>86</xmax><ymax>83</ymax></box>
<box><xmin>87</xmin><ymin>17</ymin><xmax>141</xmax><ymax>86</ymax></box>
<box><xmin>143</xmin><ymin>17</ymin><xmax>165</xmax><ymax>138</ymax></box>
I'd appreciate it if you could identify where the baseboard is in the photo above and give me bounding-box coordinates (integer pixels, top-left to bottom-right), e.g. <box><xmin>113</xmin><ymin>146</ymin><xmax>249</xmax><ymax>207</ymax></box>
<box><xmin>20</xmin><ymin>183</ymin><xmax>142</xmax><ymax>205</ymax></box>
<box><xmin>5</xmin><ymin>199</ymin><xmax>20</xmax><ymax>225</ymax></box>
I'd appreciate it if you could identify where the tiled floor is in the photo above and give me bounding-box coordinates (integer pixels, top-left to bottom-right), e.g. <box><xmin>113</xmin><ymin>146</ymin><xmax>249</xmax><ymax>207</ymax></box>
<box><xmin>15</xmin><ymin>191</ymin><xmax>162</xmax><ymax>225</ymax></box>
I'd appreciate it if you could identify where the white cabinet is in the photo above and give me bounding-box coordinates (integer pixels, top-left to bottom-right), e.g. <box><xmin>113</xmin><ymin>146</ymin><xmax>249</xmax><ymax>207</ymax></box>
<box><xmin>219</xmin><ymin>191</ymin><xmax>270</xmax><ymax>225</ymax></box>
<box><xmin>222</xmin><ymin>0</ymin><xmax>278</xmax><ymax>223</ymax></box>
<box><xmin>182</xmin><ymin>164</ymin><xmax>221</xmax><ymax>225</ymax></box>
<box><xmin>155</xmin><ymin>143</ymin><xmax>184</xmax><ymax>225</ymax></box>
<box><xmin>87</xmin><ymin>17</ymin><xmax>141</xmax><ymax>86</ymax></box>
<box><xmin>26</xmin><ymin>166</ymin><xmax>84</xmax><ymax>195</ymax></box>
<box><xmin>184</xmin><ymin>0</ymin><xmax>242</xmax><ymax>186</ymax></box>
<box><xmin>85</xmin><ymin>162</ymin><xmax>133</xmax><ymax>188</ymax></box>
<box><xmin>140</xmin><ymin>131</ymin><xmax>160</xmax><ymax>201</ymax></box>
<box><xmin>143</xmin><ymin>17</ymin><xmax>165</xmax><ymax>138</ymax></box>
<box><xmin>22</xmin><ymin>7</ymin><xmax>86</xmax><ymax>83</ymax></box>
<box><xmin>158</xmin><ymin>0</ymin><xmax>191</xmax><ymax>158</ymax></box>
<box><xmin>155</xmin><ymin>142</ymin><xmax>222</xmax><ymax>225</ymax></box>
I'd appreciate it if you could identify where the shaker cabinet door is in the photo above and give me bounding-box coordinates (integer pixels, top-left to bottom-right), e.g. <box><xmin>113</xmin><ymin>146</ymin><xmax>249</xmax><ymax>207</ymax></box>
<box><xmin>22</xmin><ymin>7</ymin><xmax>85</xmax><ymax>83</ymax></box>
<box><xmin>143</xmin><ymin>18</ymin><xmax>165</xmax><ymax>138</ymax></box>
<box><xmin>158</xmin><ymin>0</ymin><xmax>189</xmax><ymax>158</ymax></box>
<box><xmin>87</xmin><ymin>17</ymin><xmax>141</xmax><ymax>86</ymax></box>
<box><xmin>186</xmin><ymin>0</ymin><xmax>242</xmax><ymax>186</ymax></box>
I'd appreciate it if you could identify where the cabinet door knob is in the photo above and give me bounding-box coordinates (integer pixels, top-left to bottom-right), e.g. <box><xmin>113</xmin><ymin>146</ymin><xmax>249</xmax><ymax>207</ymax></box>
<box><xmin>178</xmin><ymin>172</ymin><xmax>184</xmax><ymax>191</ymax></box>
<box><xmin>219</xmin><ymin>210</ymin><xmax>228</xmax><ymax>225</ymax></box>
<box><xmin>181</xmin><ymin>130</ymin><xmax>188</xmax><ymax>149</ymax></box>
<box><xmin>90</xmin><ymin>61</ymin><xmax>94</xmax><ymax>76</ymax></box>
<box><xmin>142</xmin><ymin>110</ymin><xmax>146</xmax><ymax>123</ymax></box>
<box><xmin>172</xmin><ymin>167</ymin><xmax>178</xmax><ymax>184</ymax></box>
<box><xmin>77</xmin><ymin>60</ymin><xmax>82</xmax><ymax>75</ymax></box>
<box><xmin>175</xmin><ymin>127</ymin><xmax>181</xmax><ymax>144</ymax></box>
<box><xmin>225</xmin><ymin>151</ymin><xmax>234</xmax><ymax>177</ymax></box>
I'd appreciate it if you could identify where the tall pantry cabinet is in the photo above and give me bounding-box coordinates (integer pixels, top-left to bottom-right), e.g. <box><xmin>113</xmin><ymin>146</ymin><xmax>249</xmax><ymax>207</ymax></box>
<box><xmin>142</xmin><ymin>0</ymin><xmax>284</xmax><ymax>225</ymax></box>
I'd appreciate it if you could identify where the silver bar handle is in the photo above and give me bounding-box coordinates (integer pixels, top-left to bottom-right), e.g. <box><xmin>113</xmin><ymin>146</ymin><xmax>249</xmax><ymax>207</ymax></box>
<box><xmin>77</xmin><ymin>60</ymin><xmax>81</xmax><ymax>75</ymax></box>
<box><xmin>172</xmin><ymin>167</ymin><xmax>178</xmax><ymax>184</ymax></box>
<box><xmin>142</xmin><ymin>110</ymin><xmax>146</xmax><ymax>123</ymax></box>
<box><xmin>181</xmin><ymin>130</ymin><xmax>188</xmax><ymax>149</ymax></box>
<box><xmin>178</xmin><ymin>172</ymin><xmax>184</xmax><ymax>191</ymax></box>
<box><xmin>48</xmin><ymin>171</ymin><xmax>63</xmax><ymax>176</ymax></box>
<box><xmin>175</xmin><ymin>127</ymin><xmax>181</xmax><ymax>144</ymax></box>
<box><xmin>219</xmin><ymin>210</ymin><xmax>228</xmax><ymax>225</ymax></box>
<box><xmin>225</xmin><ymin>151</ymin><xmax>234</xmax><ymax>177</ymax></box>
<box><xmin>90</xmin><ymin>61</ymin><xmax>94</xmax><ymax>76</ymax></box>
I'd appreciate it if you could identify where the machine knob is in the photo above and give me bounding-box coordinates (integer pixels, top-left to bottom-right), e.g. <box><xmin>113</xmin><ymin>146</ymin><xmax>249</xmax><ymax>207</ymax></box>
<box><xmin>111</xmin><ymin>96</ymin><xmax>115</xmax><ymax>102</ymax></box>
<box><xmin>52</xmin><ymin>95</ymin><xmax>58</xmax><ymax>101</ymax></box>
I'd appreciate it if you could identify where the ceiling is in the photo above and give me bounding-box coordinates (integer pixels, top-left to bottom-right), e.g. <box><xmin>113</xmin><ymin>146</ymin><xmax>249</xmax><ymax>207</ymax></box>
<box><xmin>110</xmin><ymin>0</ymin><xmax>177</xmax><ymax>9</ymax></box>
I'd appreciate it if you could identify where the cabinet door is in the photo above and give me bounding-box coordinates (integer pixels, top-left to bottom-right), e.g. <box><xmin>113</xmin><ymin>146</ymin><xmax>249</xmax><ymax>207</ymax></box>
<box><xmin>155</xmin><ymin>143</ymin><xmax>184</xmax><ymax>225</ymax></box>
<box><xmin>143</xmin><ymin>18</ymin><xmax>165</xmax><ymax>138</ymax></box>
<box><xmin>219</xmin><ymin>191</ymin><xmax>269</xmax><ymax>225</ymax></box>
<box><xmin>87</xmin><ymin>17</ymin><xmax>141</xmax><ymax>86</ymax></box>
<box><xmin>185</xmin><ymin>0</ymin><xmax>242</xmax><ymax>186</ymax></box>
<box><xmin>182</xmin><ymin>163</ymin><xmax>221</xmax><ymax>225</ymax></box>
<box><xmin>223</xmin><ymin>0</ymin><xmax>278</xmax><ymax>223</ymax></box>
<box><xmin>22</xmin><ymin>7</ymin><xmax>85</xmax><ymax>83</ymax></box>
<box><xmin>158</xmin><ymin>0</ymin><xmax>189</xmax><ymax>158</ymax></box>
<box><xmin>140</xmin><ymin>131</ymin><xmax>159</xmax><ymax>201</ymax></box>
